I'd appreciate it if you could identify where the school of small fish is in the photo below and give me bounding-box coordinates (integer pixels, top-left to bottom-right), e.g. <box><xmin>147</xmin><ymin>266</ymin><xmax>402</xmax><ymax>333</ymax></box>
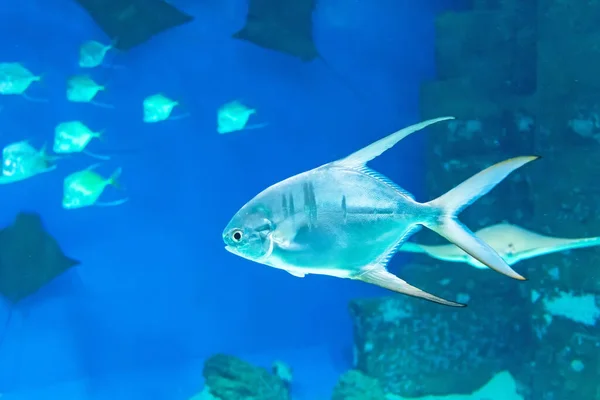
<box><xmin>0</xmin><ymin>39</ymin><xmax>269</xmax><ymax>210</ymax></box>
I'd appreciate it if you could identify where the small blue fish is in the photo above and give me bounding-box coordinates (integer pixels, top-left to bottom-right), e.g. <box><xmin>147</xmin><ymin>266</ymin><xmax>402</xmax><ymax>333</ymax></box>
<box><xmin>222</xmin><ymin>117</ymin><xmax>537</xmax><ymax>306</ymax></box>
<box><xmin>62</xmin><ymin>164</ymin><xmax>127</xmax><ymax>209</ymax></box>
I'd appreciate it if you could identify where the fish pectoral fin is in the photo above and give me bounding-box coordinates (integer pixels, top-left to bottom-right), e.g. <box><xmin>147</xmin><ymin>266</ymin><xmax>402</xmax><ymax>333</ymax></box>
<box><xmin>271</xmin><ymin>236</ymin><xmax>307</xmax><ymax>251</ymax></box>
<box><xmin>354</xmin><ymin>267</ymin><xmax>466</xmax><ymax>307</ymax></box>
<box><xmin>286</xmin><ymin>270</ymin><xmax>306</xmax><ymax>278</ymax></box>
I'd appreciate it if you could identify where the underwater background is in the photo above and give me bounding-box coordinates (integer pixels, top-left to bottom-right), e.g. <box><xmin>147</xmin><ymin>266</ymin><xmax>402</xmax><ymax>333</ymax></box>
<box><xmin>0</xmin><ymin>0</ymin><xmax>598</xmax><ymax>399</ymax></box>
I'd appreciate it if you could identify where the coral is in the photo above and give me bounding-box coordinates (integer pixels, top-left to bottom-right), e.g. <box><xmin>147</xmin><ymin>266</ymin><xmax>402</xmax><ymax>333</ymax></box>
<box><xmin>349</xmin><ymin>281</ymin><xmax>529</xmax><ymax>397</ymax></box>
<box><xmin>331</xmin><ymin>370</ymin><xmax>387</xmax><ymax>400</ymax></box>
<box><xmin>202</xmin><ymin>354</ymin><xmax>290</xmax><ymax>400</ymax></box>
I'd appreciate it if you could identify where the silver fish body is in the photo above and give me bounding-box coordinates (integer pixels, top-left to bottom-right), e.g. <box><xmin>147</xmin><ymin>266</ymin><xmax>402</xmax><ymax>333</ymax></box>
<box><xmin>240</xmin><ymin>166</ymin><xmax>429</xmax><ymax>275</ymax></box>
<box><xmin>223</xmin><ymin>117</ymin><xmax>538</xmax><ymax>306</ymax></box>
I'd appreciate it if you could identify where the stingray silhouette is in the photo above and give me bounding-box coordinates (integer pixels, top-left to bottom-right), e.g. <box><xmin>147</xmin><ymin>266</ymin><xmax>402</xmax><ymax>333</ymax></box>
<box><xmin>400</xmin><ymin>222</ymin><xmax>600</xmax><ymax>269</ymax></box>
<box><xmin>0</xmin><ymin>211</ymin><xmax>80</xmax><ymax>380</ymax></box>
<box><xmin>233</xmin><ymin>0</ymin><xmax>371</xmax><ymax>104</ymax></box>
<box><xmin>0</xmin><ymin>212</ymin><xmax>80</xmax><ymax>303</ymax></box>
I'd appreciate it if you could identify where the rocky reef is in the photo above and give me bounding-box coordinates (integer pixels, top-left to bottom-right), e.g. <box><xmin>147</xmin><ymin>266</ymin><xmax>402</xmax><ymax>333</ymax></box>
<box><xmin>346</xmin><ymin>0</ymin><xmax>600</xmax><ymax>399</ymax></box>
<box><xmin>331</xmin><ymin>370</ymin><xmax>387</xmax><ymax>400</ymax></box>
<box><xmin>191</xmin><ymin>354</ymin><xmax>291</xmax><ymax>400</ymax></box>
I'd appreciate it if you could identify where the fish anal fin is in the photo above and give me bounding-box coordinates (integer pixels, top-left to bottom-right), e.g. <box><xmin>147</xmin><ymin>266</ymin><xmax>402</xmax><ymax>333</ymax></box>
<box><xmin>90</xmin><ymin>101</ymin><xmax>114</xmax><ymax>109</ymax></box>
<box><xmin>399</xmin><ymin>242</ymin><xmax>427</xmax><ymax>253</ymax></box>
<box><xmin>374</xmin><ymin>225</ymin><xmax>422</xmax><ymax>270</ymax></box>
<box><xmin>355</xmin><ymin>267</ymin><xmax>466</xmax><ymax>307</ymax></box>
<box><xmin>22</xmin><ymin>93</ymin><xmax>48</xmax><ymax>102</ymax></box>
<box><xmin>83</xmin><ymin>150</ymin><xmax>111</xmax><ymax>160</ymax></box>
<box><xmin>95</xmin><ymin>198</ymin><xmax>128</xmax><ymax>207</ymax></box>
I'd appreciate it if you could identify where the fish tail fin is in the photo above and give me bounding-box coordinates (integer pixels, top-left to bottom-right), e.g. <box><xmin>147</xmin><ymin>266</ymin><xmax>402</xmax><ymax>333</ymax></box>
<box><xmin>39</xmin><ymin>142</ymin><xmax>48</xmax><ymax>156</ymax></box>
<box><xmin>425</xmin><ymin>156</ymin><xmax>539</xmax><ymax>280</ymax></box>
<box><xmin>244</xmin><ymin>122</ymin><xmax>269</xmax><ymax>131</ymax></box>
<box><xmin>108</xmin><ymin>167</ymin><xmax>122</xmax><ymax>188</ymax></box>
<box><xmin>33</xmin><ymin>71</ymin><xmax>47</xmax><ymax>83</ymax></box>
<box><xmin>109</xmin><ymin>36</ymin><xmax>120</xmax><ymax>49</ymax></box>
<box><xmin>39</xmin><ymin>142</ymin><xmax>58</xmax><ymax>163</ymax></box>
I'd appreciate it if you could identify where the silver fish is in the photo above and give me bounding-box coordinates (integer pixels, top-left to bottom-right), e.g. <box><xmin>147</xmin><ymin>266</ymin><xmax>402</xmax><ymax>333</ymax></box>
<box><xmin>223</xmin><ymin>117</ymin><xmax>538</xmax><ymax>307</ymax></box>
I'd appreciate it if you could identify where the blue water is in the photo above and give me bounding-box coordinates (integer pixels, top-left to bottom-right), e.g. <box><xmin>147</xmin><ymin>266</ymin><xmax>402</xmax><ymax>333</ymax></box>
<box><xmin>0</xmin><ymin>0</ymin><xmax>467</xmax><ymax>398</ymax></box>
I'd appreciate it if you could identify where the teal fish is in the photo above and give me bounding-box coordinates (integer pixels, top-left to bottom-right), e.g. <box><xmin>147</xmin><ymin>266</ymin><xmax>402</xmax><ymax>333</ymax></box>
<box><xmin>0</xmin><ymin>141</ymin><xmax>57</xmax><ymax>184</ymax></box>
<box><xmin>67</xmin><ymin>75</ymin><xmax>112</xmax><ymax>108</ymax></box>
<box><xmin>79</xmin><ymin>40</ymin><xmax>113</xmax><ymax>68</ymax></box>
<box><xmin>222</xmin><ymin>117</ymin><xmax>538</xmax><ymax>307</ymax></box>
<box><xmin>217</xmin><ymin>100</ymin><xmax>268</xmax><ymax>134</ymax></box>
<box><xmin>62</xmin><ymin>164</ymin><xmax>127</xmax><ymax>209</ymax></box>
<box><xmin>143</xmin><ymin>93</ymin><xmax>188</xmax><ymax>123</ymax></box>
<box><xmin>53</xmin><ymin>121</ymin><xmax>109</xmax><ymax>160</ymax></box>
<box><xmin>0</xmin><ymin>62</ymin><xmax>45</xmax><ymax>101</ymax></box>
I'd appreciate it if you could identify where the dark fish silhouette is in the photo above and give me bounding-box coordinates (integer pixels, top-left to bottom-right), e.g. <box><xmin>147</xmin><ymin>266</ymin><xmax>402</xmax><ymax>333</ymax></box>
<box><xmin>233</xmin><ymin>0</ymin><xmax>370</xmax><ymax>103</ymax></box>
<box><xmin>73</xmin><ymin>0</ymin><xmax>194</xmax><ymax>51</ymax></box>
<box><xmin>0</xmin><ymin>212</ymin><xmax>79</xmax><ymax>304</ymax></box>
<box><xmin>233</xmin><ymin>0</ymin><xmax>319</xmax><ymax>61</ymax></box>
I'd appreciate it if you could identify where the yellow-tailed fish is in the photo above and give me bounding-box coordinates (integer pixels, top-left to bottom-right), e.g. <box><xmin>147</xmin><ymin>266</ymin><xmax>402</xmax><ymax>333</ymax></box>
<box><xmin>143</xmin><ymin>94</ymin><xmax>189</xmax><ymax>123</ymax></box>
<box><xmin>53</xmin><ymin>121</ymin><xmax>109</xmax><ymax>160</ymax></box>
<box><xmin>223</xmin><ymin>117</ymin><xmax>538</xmax><ymax>307</ymax></box>
<box><xmin>217</xmin><ymin>100</ymin><xmax>268</xmax><ymax>134</ymax></box>
<box><xmin>62</xmin><ymin>164</ymin><xmax>127</xmax><ymax>209</ymax></box>
<box><xmin>400</xmin><ymin>222</ymin><xmax>600</xmax><ymax>268</ymax></box>
<box><xmin>66</xmin><ymin>75</ymin><xmax>112</xmax><ymax>108</ymax></box>
<box><xmin>0</xmin><ymin>62</ymin><xmax>46</xmax><ymax>102</ymax></box>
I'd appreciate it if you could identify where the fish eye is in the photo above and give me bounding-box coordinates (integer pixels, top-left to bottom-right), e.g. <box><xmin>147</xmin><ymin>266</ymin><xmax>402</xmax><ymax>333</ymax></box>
<box><xmin>231</xmin><ymin>229</ymin><xmax>243</xmax><ymax>243</ymax></box>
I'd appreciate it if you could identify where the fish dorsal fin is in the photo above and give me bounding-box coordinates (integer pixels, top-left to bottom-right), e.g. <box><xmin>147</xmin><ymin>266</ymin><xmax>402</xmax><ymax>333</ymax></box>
<box><xmin>332</xmin><ymin>117</ymin><xmax>454</xmax><ymax>168</ymax></box>
<box><xmin>353</xmin><ymin>165</ymin><xmax>415</xmax><ymax>200</ymax></box>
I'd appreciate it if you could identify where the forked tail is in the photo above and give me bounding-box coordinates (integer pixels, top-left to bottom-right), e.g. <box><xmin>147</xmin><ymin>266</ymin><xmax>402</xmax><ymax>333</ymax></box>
<box><xmin>425</xmin><ymin>156</ymin><xmax>539</xmax><ymax>280</ymax></box>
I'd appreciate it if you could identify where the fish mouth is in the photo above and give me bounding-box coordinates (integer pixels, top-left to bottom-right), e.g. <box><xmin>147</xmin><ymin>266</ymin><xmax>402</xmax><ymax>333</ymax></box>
<box><xmin>224</xmin><ymin>245</ymin><xmax>235</xmax><ymax>254</ymax></box>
